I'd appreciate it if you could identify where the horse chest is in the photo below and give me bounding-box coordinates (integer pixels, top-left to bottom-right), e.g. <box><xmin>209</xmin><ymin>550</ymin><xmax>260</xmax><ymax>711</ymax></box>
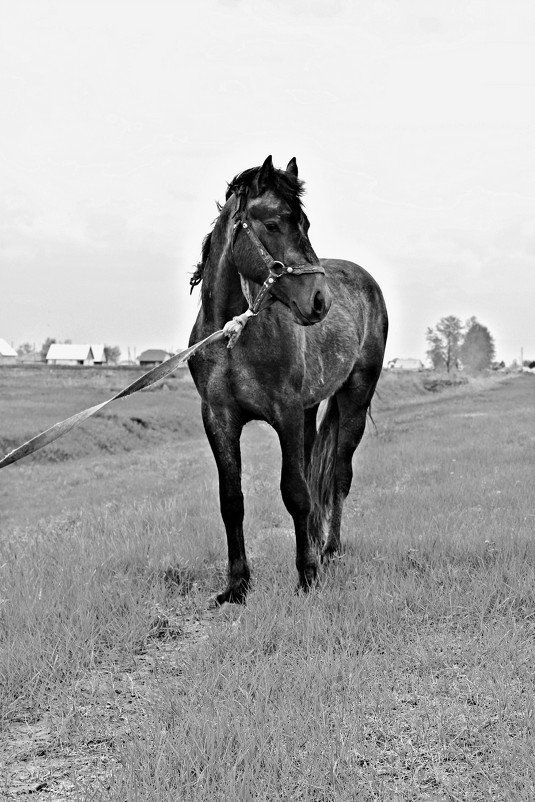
<box><xmin>228</xmin><ymin>360</ymin><xmax>300</xmax><ymax>415</ymax></box>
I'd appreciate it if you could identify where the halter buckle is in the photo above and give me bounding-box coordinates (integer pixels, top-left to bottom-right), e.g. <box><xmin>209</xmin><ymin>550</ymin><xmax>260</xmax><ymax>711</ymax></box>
<box><xmin>270</xmin><ymin>260</ymin><xmax>286</xmax><ymax>277</ymax></box>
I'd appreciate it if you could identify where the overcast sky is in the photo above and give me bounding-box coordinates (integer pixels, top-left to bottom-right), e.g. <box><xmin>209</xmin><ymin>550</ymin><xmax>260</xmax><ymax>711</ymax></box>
<box><xmin>1</xmin><ymin>0</ymin><xmax>533</xmax><ymax>364</ymax></box>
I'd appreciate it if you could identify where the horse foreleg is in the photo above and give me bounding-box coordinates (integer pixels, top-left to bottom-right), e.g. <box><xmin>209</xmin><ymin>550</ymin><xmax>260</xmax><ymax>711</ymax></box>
<box><xmin>275</xmin><ymin>416</ymin><xmax>318</xmax><ymax>592</ymax></box>
<box><xmin>201</xmin><ymin>403</ymin><xmax>249</xmax><ymax>604</ymax></box>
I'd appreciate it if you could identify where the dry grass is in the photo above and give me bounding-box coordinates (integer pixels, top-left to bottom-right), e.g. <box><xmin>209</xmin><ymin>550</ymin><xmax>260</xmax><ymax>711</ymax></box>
<box><xmin>1</xmin><ymin>369</ymin><xmax>534</xmax><ymax>800</ymax></box>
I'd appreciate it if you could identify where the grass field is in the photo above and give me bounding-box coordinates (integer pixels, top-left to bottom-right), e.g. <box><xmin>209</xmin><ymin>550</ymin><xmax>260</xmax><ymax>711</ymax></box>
<box><xmin>1</xmin><ymin>367</ymin><xmax>534</xmax><ymax>800</ymax></box>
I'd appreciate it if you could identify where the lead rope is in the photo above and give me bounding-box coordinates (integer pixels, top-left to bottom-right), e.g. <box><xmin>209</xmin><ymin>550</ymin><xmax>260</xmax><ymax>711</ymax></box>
<box><xmin>0</xmin><ymin>286</ymin><xmax>273</xmax><ymax>469</ymax></box>
<box><xmin>0</xmin><ymin>324</ymin><xmax>241</xmax><ymax>469</ymax></box>
<box><xmin>0</xmin><ymin>221</ymin><xmax>271</xmax><ymax>468</ymax></box>
<box><xmin>222</xmin><ymin>271</ymin><xmax>277</xmax><ymax>348</ymax></box>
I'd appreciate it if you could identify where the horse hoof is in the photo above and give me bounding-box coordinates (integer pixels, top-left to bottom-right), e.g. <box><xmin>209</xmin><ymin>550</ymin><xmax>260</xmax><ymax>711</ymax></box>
<box><xmin>214</xmin><ymin>581</ymin><xmax>249</xmax><ymax>606</ymax></box>
<box><xmin>321</xmin><ymin>543</ymin><xmax>341</xmax><ymax>563</ymax></box>
<box><xmin>297</xmin><ymin>564</ymin><xmax>318</xmax><ymax>593</ymax></box>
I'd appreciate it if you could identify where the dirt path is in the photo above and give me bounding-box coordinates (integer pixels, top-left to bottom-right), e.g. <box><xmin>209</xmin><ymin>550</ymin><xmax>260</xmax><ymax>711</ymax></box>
<box><xmin>2</xmin><ymin>597</ymin><xmax>248</xmax><ymax>799</ymax></box>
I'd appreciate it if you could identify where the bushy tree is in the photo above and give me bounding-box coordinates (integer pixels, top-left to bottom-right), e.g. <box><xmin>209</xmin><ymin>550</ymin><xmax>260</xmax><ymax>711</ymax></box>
<box><xmin>104</xmin><ymin>345</ymin><xmax>121</xmax><ymax>364</ymax></box>
<box><xmin>425</xmin><ymin>316</ymin><xmax>463</xmax><ymax>372</ymax></box>
<box><xmin>460</xmin><ymin>318</ymin><xmax>495</xmax><ymax>373</ymax></box>
<box><xmin>17</xmin><ymin>342</ymin><xmax>33</xmax><ymax>356</ymax></box>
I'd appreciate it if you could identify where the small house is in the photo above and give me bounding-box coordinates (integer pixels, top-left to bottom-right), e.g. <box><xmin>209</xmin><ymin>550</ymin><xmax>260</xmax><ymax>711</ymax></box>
<box><xmin>0</xmin><ymin>338</ymin><xmax>17</xmax><ymax>364</ymax></box>
<box><xmin>90</xmin><ymin>344</ymin><xmax>106</xmax><ymax>364</ymax></box>
<box><xmin>387</xmin><ymin>357</ymin><xmax>425</xmax><ymax>371</ymax></box>
<box><xmin>138</xmin><ymin>349</ymin><xmax>173</xmax><ymax>367</ymax></box>
<box><xmin>45</xmin><ymin>343</ymin><xmax>106</xmax><ymax>366</ymax></box>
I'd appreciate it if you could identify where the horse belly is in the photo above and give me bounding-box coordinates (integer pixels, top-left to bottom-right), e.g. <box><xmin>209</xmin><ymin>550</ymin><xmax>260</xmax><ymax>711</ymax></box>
<box><xmin>302</xmin><ymin>351</ymin><xmax>354</xmax><ymax>406</ymax></box>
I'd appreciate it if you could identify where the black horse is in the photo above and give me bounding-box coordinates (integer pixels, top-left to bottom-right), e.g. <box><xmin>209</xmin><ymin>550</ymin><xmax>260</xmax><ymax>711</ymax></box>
<box><xmin>188</xmin><ymin>156</ymin><xmax>388</xmax><ymax>604</ymax></box>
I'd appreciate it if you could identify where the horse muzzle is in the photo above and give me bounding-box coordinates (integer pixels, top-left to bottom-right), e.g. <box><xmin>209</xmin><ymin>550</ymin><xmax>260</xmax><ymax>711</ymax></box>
<box><xmin>286</xmin><ymin>276</ymin><xmax>332</xmax><ymax>326</ymax></box>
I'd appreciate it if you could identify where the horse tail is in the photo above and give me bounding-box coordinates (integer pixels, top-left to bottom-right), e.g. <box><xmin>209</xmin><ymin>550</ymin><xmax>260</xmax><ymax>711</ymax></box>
<box><xmin>307</xmin><ymin>397</ymin><xmax>339</xmax><ymax>546</ymax></box>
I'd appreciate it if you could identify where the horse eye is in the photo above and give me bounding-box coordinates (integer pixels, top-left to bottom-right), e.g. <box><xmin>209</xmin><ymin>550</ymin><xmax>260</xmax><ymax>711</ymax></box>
<box><xmin>264</xmin><ymin>222</ymin><xmax>279</xmax><ymax>233</ymax></box>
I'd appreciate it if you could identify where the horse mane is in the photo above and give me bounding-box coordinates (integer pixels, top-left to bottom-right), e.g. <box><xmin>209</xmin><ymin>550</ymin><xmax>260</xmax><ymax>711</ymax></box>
<box><xmin>189</xmin><ymin>230</ymin><xmax>213</xmax><ymax>293</ymax></box>
<box><xmin>226</xmin><ymin>165</ymin><xmax>305</xmax><ymax>218</ymax></box>
<box><xmin>189</xmin><ymin>164</ymin><xmax>306</xmax><ymax>292</ymax></box>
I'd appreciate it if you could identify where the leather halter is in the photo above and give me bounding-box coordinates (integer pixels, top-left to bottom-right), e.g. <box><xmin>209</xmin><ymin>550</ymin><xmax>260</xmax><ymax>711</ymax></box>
<box><xmin>231</xmin><ymin>187</ymin><xmax>325</xmax><ymax>315</ymax></box>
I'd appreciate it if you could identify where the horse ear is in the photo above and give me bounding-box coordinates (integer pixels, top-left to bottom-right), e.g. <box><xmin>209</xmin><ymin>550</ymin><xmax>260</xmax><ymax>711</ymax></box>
<box><xmin>286</xmin><ymin>157</ymin><xmax>298</xmax><ymax>177</ymax></box>
<box><xmin>257</xmin><ymin>155</ymin><xmax>274</xmax><ymax>190</ymax></box>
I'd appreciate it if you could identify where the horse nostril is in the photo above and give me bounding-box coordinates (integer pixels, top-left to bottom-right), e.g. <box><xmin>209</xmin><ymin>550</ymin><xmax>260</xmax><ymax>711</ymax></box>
<box><xmin>314</xmin><ymin>290</ymin><xmax>325</xmax><ymax>314</ymax></box>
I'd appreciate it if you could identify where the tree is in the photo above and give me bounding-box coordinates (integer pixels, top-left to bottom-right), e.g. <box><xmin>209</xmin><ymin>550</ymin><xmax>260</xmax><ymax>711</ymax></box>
<box><xmin>17</xmin><ymin>342</ymin><xmax>33</xmax><ymax>356</ymax></box>
<box><xmin>460</xmin><ymin>318</ymin><xmax>495</xmax><ymax>373</ymax></box>
<box><xmin>41</xmin><ymin>337</ymin><xmax>56</xmax><ymax>360</ymax></box>
<box><xmin>104</xmin><ymin>345</ymin><xmax>121</xmax><ymax>365</ymax></box>
<box><xmin>425</xmin><ymin>316</ymin><xmax>463</xmax><ymax>372</ymax></box>
<box><xmin>425</xmin><ymin>327</ymin><xmax>446</xmax><ymax>370</ymax></box>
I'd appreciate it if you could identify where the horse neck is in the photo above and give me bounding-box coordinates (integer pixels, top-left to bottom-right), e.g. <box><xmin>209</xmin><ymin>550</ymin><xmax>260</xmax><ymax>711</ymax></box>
<box><xmin>201</xmin><ymin>209</ymin><xmax>248</xmax><ymax>327</ymax></box>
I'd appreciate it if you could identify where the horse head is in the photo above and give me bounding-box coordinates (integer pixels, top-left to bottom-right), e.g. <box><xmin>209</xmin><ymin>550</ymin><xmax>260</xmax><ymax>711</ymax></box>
<box><xmin>228</xmin><ymin>156</ymin><xmax>332</xmax><ymax>325</ymax></box>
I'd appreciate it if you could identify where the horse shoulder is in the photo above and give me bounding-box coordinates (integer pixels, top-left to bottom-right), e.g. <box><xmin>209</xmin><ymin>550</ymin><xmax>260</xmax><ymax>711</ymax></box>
<box><xmin>301</xmin><ymin>258</ymin><xmax>386</xmax><ymax>381</ymax></box>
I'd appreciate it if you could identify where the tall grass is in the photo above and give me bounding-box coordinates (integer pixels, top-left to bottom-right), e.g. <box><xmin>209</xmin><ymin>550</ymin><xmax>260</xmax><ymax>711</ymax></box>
<box><xmin>2</xmin><ymin>373</ymin><xmax>534</xmax><ymax>799</ymax></box>
<box><xmin>0</xmin><ymin>494</ymin><xmax>225</xmax><ymax>724</ymax></box>
<box><xmin>109</xmin><ymin>527</ymin><xmax>535</xmax><ymax>800</ymax></box>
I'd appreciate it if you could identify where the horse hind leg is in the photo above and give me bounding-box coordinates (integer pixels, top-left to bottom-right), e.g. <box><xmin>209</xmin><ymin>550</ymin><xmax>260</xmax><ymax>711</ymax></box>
<box><xmin>322</xmin><ymin>398</ymin><xmax>368</xmax><ymax>560</ymax></box>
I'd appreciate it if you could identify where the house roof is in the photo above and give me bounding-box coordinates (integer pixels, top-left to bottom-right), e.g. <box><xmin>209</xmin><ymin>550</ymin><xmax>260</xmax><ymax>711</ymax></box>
<box><xmin>46</xmin><ymin>343</ymin><xmax>94</xmax><ymax>361</ymax></box>
<box><xmin>0</xmin><ymin>338</ymin><xmax>17</xmax><ymax>357</ymax></box>
<box><xmin>90</xmin><ymin>344</ymin><xmax>105</xmax><ymax>362</ymax></box>
<box><xmin>138</xmin><ymin>349</ymin><xmax>172</xmax><ymax>362</ymax></box>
